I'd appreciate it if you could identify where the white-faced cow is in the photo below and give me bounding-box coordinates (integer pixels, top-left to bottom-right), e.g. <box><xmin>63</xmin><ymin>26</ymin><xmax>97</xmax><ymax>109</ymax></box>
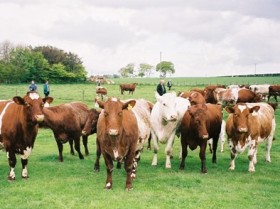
<box><xmin>150</xmin><ymin>92</ymin><xmax>190</xmax><ymax>168</ymax></box>
<box><xmin>42</xmin><ymin>102</ymin><xmax>91</xmax><ymax>162</ymax></box>
<box><xmin>96</xmin><ymin>97</ymin><xmax>139</xmax><ymax>190</ymax></box>
<box><xmin>120</xmin><ymin>83</ymin><xmax>137</xmax><ymax>95</ymax></box>
<box><xmin>179</xmin><ymin>103</ymin><xmax>223</xmax><ymax>173</ymax></box>
<box><xmin>249</xmin><ymin>84</ymin><xmax>270</xmax><ymax>101</ymax></box>
<box><xmin>225</xmin><ymin>103</ymin><xmax>276</xmax><ymax>172</ymax></box>
<box><xmin>0</xmin><ymin>92</ymin><xmax>49</xmax><ymax>180</ymax></box>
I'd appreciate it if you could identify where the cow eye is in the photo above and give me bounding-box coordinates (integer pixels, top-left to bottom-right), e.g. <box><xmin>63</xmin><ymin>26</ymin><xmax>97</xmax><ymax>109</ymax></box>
<box><xmin>104</xmin><ymin>112</ymin><xmax>109</xmax><ymax>117</ymax></box>
<box><xmin>163</xmin><ymin>103</ymin><xmax>166</xmax><ymax>106</ymax></box>
<box><xmin>118</xmin><ymin>112</ymin><xmax>123</xmax><ymax>116</ymax></box>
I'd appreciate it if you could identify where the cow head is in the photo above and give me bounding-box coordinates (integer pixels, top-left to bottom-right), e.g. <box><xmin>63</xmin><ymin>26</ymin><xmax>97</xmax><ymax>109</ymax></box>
<box><xmin>13</xmin><ymin>92</ymin><xmax>51</xmax><ymax>123</ymax></box>
<box><xmin>82</xmin><ymin>108</ymin><xmax>101</xmax><ymax>136</ymax></box>
<box><xmin>225</xmin><ymin>104</ymin><xmax>260</xmax><ymax>133</ymax></box>
<box><xmin>97</xmin><ymin>97</ymin><xmax>136</xmax><ymax>137</ymax></box>
<box><xmin>155</xmin><ymin>91</ymin><xmax>178</xmax><ymax>122</ymax></box>
<box><xmin>188</xmin><ymin>104</ymin><xmax>209</xmax><ymax>139</ymax></box>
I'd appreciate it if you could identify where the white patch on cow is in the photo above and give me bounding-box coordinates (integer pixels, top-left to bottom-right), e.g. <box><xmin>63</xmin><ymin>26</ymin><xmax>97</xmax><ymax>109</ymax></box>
<box><xmin>6</xmin><ymin>152</ymin><xmax>9</xmax><ymax>158</ymax></box>
<box><xmin>113</xmin><ymin>149</ymin><xmax>119</xmax><ymax>160</ymax></box>
<box><xmin>22</xmin><ymin>167</ymin><xmax>28</xmax><ymax>178</ymax></box>
<box><xmin>0</xmin><ymin>142</ymin><xmax>4</xmax><ymax>150</ymax></box>
<box><xmin>9</xmin><ymin>168</ymin><xmax>15</xmax><ymax>179</ymax></box>
<box><xmin>238</xmin><ymin>104</ymin><xmax>247</xmax><ymax>113</ymax></box>
<box><xmin>21</xmin><ymin>147</ymin><xmax>32</xmax><ymax>160</ymax></box>
<box><xmin>29</xmin><ymin>92</ymin><xmax>39</xmax><ymax>100</ymax></box>
<box><xmin>106</xmin><ymin>182</ymin><xmax>111</xmax><ymax>188</ymax></box>
<box><xmin>0</xmin><ymin>101</ymin><xmax>14</xmax><ymax>134</ymax></box>
<box><xmin>111</xmin><ymin>97</ymin><xmax>117</xmax><ymax>102</ymax></box>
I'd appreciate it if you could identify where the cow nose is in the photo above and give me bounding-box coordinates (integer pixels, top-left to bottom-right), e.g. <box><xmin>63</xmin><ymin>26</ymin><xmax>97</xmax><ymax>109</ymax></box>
<box><xmin>238</xmin><ymin>128</ymin><xmax>248</xmax><ymax>133</ymax></box>
<box><xmin>170</xmin><ymin>115</ymin><xmax>177</xmax><ymax>121</ymax></box>
<box><xmin>109</xmin><ymin>129</ymin><xmax>119</xmax><ymax>136</ymax></box>
<box><xmin>35</xmin><ymin>115</ymin><xmax>44</xmax><ymax>122</ymax></box>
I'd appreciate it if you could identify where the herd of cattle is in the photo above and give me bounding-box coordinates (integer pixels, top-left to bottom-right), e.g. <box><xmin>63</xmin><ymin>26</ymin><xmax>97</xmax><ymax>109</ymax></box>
<box><xmin>0</xmin><ymin>83</ymin><xmax>279</xmax><ymax>190</ymax></box>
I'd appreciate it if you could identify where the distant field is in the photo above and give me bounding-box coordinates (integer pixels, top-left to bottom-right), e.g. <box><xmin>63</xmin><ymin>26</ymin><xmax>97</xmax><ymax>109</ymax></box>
<box><xmin>0</xmin><ymin>78</ymin><xmax>280</xmax><ymax>209</ymax></box>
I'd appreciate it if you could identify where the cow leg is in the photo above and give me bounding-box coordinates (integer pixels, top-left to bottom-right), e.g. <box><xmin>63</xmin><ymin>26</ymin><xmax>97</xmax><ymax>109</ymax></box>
<box><xmin>94</xmin><ymin>139</ymin><xmax>101</xmax><ymax>172</ymax></box>
<box><xmin>124</xmin><ymin>151</ymin><xmax>134</xmax><ymax>190</ymax></box>
<box><xmin>69</xmin><ymin>139</ymin><xmax>75</xmax><ymax>155</ymax></box>
<box><xmin>179</xmin><ymin>139</ymin><xmax>188</xmax><ymax>170</ymax></box>
<box><xmin>208</xmin><ymin>138</ymin><xmax>213</xmax><ymax>153</ymax></box>
<box><xmin>56</xmin><ymin>140</ymin><xmax>64</xmax><ymax>162</ymax></box>
<box><xmin>103</xmin><ymin>153</ymin><xmax>114</xmax><ymax>190</ymax></box>
<box><xmin>21</xmin><ymin>158</ymin><xmax>29</xmax><ymax>179</ymax></box>
<box><xmin>199</xmin><ymin>143</ymin><xmax>207</xmax><ymax>173</ymax></box>
<box><xmin>7</xmin><ymin>150</ymin><xmax>16</xmax><ymax>180</ymax></box>
<box><xmin>151</xmin><ymin>132</ymin><xmax>159</xmax><ymax>166</ymax></box>
<box><xmin>212</xmin><ymin>137</ymin><xmax>218</xmax><ymax>163</ymax></box>
<box><xmin>266</xmin><ymin>135</ymin><xmax>273</xmax><ymax>163</ymax></box>
<box><xmin>248</xmin><ymin>140</ymin><xmax>256</xmax><ymax>172</ymax></box>
<box><xmin>74</xmin><ymin>138</ymin><xmax>84</xmax><ymax>160</ymax></box>
<box><xmin>82</xmin><ymin>135</ymin><xmax>89</xmax><ymax>156</ymax></box>
<box><xmin>165</xmin><ymin>135</ymin><xmax>175</xmax><ymax>168</ymax></box>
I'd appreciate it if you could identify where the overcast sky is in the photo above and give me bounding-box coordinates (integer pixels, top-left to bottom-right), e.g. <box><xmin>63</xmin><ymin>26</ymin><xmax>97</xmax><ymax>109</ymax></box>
<box><xmin>1</xmin><ymin>0</ymin><xmax>280</xmax><ymax>77</ymax></box>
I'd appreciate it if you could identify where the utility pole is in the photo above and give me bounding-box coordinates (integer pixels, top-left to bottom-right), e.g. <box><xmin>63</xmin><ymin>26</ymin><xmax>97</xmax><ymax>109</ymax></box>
<box><xmin>160</xmin><ymin>51</ymin><xmax>162</xmax><ymax>77</ymax></box>
<box><xmin>254</xmin><ymin>63</ymin><xmax>257</xmax><ymax>76</ymax></box>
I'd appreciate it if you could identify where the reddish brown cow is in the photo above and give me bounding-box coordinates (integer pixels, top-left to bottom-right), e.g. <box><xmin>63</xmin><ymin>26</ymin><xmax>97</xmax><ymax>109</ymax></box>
<box><xmin>268</xmin><ymin>85</ymin><xmax>280</xmax><ymax>102</ymax></box>
<box><xmin>179</xmin><ymin>91</ymin><xmax>205</xmax><ymax>105</ymax></box>
<box><xmin>0</xmin><ymin>92</ymin><xmax>50</xmax><ymax>180</ymax></box>
<box><xmin>225</xmin><ymin>103</ymin><xmax>276</xmax><ymax>172</ymax></box>
<box><xmin>96</xmin><ymin>97</ymin><xmax>139</xmax><ymax>190</ymax></box>
<box><xmin>179</xmin><ymin>103</ymin><xmax>223</xmax><ymax>173</ymax></box>
<box><xmin>120</xmin><ymin>83</ymin><xmax>137</xmax><ymax>95</ymax></box>
<box><xmin>204</xmin><ymin>85</ymin><xmax>225</xmax><ymax>104</ymax></box>
<box><xmin>237</xmin><ymin>89</ymin><xmax>262</xmax><ymax>103</ymax></box>
<box><xmin>96</xmin><ymin>86</ymin><xmax>107</xmax><ymax>100</ymax></box>
<box><xmin>42</xmin><ymin>102</ymin><xmax>91</xmax><ymax>162</ymax></box>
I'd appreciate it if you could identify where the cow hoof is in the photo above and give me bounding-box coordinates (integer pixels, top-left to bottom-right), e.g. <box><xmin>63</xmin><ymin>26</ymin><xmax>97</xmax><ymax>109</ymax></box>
<box><xmin>7</xmin><ymin>176</ymin><xmax>15</xmax><ymax>181</ymax></box>
<box><xmin>22</xmin><ymin>175</ymin><xmax>29</xmax><ymax>180</ymax></box>
<box><xmin>105</xmin><ymin>182</ymin><xmax>112</xmax><ymax>190</ymax></box>
<box><xmin>126</xmin><ymin>187</ymin><xmax>133</xmax><ymax>191</ymax></box>
<box><xmin>94</xmin><ymin>167</ymin><xmax>100</xmax><ymax>172</ymax></box>
<box><xmin>265</xmin><ymin>160</ymin><xmax>271</xmax><ymax>163</ymax></box>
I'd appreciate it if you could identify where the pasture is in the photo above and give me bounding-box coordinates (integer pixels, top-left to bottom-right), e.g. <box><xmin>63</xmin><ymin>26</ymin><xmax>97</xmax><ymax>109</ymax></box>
<box><xmin>0</xmin><ymin>77</ymin><xmax>280</xmax><ymax>209</ymax></box>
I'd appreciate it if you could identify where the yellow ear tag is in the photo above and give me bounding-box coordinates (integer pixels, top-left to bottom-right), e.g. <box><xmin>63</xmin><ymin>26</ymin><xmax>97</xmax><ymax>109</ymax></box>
<box><xmin>127</xmin><ymin>104</ymin><xmax>133</xmax><ymax>110</ymax></box>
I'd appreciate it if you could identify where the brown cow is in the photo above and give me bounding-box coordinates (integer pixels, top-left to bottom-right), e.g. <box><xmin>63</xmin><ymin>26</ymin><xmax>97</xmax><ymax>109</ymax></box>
<box><xmin>0</xmin><ymin>92</ymin><xmax>50</xmax><ymax>180</ymax></box>
<box><xmin>179</xmin><ymin>91</ymin><xmax>205</xmax><ymax>105</ymax></box>
<box><xmin>96</xmin><ymin>97</ymin><xmax>139</xmax><ymax>190</ymax></box>
<box><xmin>120</xmin><ymin>83</ymin><xmax>137</xmax><ymax>95</ymax></box>
<box><xmin>179</xmin><ymin>103</ymin><xmax>223</xmax><ymax>173</ymax></box>
<box><xmin>268</xmin><ymin>85</ymin><xmax>280</xmax><ymax>102</ymax></box>
<box><xmin>204</xmin><ymin>85</ymin><xmax>225</xmax><ymax>104</ymax></box>
<box><xmin>96</xmin><ymin>86</ymin><xmax>107</xmax><ymax>101</ymax></box>
<box><xmin>225</xmin><ymin>103</ymin><xmax>276</xmax><ymax>172</ymax></box>
<box><xmin>42</xmin><ymin>102</ymin><xmax>91</xmax><ymax>162</ymax></box>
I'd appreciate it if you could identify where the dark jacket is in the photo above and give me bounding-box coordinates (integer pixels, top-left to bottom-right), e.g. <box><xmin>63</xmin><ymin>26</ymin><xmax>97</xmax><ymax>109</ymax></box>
<box><xmin>157</xmin><ymin>83</ymin><xmax>166</xmax><ymax>96</ymax></box>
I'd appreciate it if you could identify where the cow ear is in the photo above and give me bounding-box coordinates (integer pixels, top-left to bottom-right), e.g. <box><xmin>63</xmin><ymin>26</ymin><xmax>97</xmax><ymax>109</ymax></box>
<box><xmin>96</xmin><ymin>99</ymin><xmax>104</xmax><ymax>109</ymax></box>
<box><xmin>123</xmin><ymin>100</ymin><xmax>136</xmax><ymax>110</ymax></box>
<box><xmin>225</xmin><ymin>106</ymin><xmax>234</xmax><ymax>113</ymax></box>
<box><xmin>13</xmin><ymin>96</ymin><xmax>25</xmax><ymax>105</ymax></box>
<box><xmin>43</xmin><ymin>97</ymin><xmax>53</xmax><ymax>105</ymax></box>
<box><xmin>249</xmin><ymin>106</ymin><xmax>260</xmax><ymax>114</ymax></box>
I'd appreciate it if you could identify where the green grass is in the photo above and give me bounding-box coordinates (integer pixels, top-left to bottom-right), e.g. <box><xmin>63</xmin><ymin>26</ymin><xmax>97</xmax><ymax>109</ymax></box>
<box><xmin>0</xmin><ymin>77</ymin><xmax>280</xmax><ymax>209</ymax></box>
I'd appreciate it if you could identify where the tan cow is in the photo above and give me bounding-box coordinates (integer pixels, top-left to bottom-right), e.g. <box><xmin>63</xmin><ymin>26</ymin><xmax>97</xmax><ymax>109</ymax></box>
<box><xmin>225</xmin><ymin>103</ymin><xmax>276</xmax><ymax>172</ymax></box>
<box><xmin>96</xmin><ymin>97</ymin><xmax>139</xmax><ymax>190</ymax></box>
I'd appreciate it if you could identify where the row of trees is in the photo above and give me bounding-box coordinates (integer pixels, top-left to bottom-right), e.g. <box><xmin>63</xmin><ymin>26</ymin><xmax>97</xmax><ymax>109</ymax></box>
<box><xmin>118</xmin><ymin>61</ymin><xmax>175</xmax><ymax>78</ymax></box>
<box><xmin>0</xmin><ymin>41</ymin><xmax>87</xmax><ymax>83</ymax></box>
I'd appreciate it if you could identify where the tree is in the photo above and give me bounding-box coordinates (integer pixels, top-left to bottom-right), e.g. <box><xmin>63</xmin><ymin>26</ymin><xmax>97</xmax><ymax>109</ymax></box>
<box><xmin>156</xmin><ymin>61</ymin><xmax>175</xmax><ymax>77</ymax></box>
<box><xmin>138</xmin><ymin>63</ymin><xmax>154</xmax><ymax>77</ymax></box>
<box><xmin>118</xmin><ymin>63</ymin><xmax>135</xmax><ymax>77</ymax></box>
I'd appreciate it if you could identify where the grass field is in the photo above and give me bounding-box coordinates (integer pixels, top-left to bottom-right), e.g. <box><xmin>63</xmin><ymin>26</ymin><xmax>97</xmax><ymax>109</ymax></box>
<box><xmin>0</xmin><ymin>77</ymin><xmax>280</xmax><ymax>209</ymax></box>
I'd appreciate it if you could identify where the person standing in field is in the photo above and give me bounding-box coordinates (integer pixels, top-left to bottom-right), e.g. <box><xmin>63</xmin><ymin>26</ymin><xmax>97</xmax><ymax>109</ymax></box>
<box><xmin>43</xmin><ymin>80</ymin><xmax>50</xmax><ymax>97</ymax></box>
<box><xmin>167</xmin><ymin>80</ymin><xmax>172</xmax><ymax>90</ymax></box>
<box><xmin>156</xmin><ymin>79</ymin><xmax>166</xmax><ymax>96</ymax></box>
<box><xmin>28</xmin><ymin>80</ymin><xmax>38</xmax><ymax>92</ymax></box>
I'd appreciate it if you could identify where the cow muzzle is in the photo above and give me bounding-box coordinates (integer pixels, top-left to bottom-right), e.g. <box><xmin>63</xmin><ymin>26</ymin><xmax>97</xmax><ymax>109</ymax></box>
<box><xmin>202</xmin><ymin>134</ymin><xmax>209</xmax><ymax>139</ymax></box>
<box><xmin>238</xmin><ymin>128</ymin><xmax>248</xmax><ymax>133</ymax></box>
<box><xmin>35</xmin><ymin>115</ymin><xmax>45</xmax><ymax>122</ymax></box>
<box><xmin>109</xmin><ymin>129</ymin><xmax>119</xmax><ymax>136</ymax></box>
